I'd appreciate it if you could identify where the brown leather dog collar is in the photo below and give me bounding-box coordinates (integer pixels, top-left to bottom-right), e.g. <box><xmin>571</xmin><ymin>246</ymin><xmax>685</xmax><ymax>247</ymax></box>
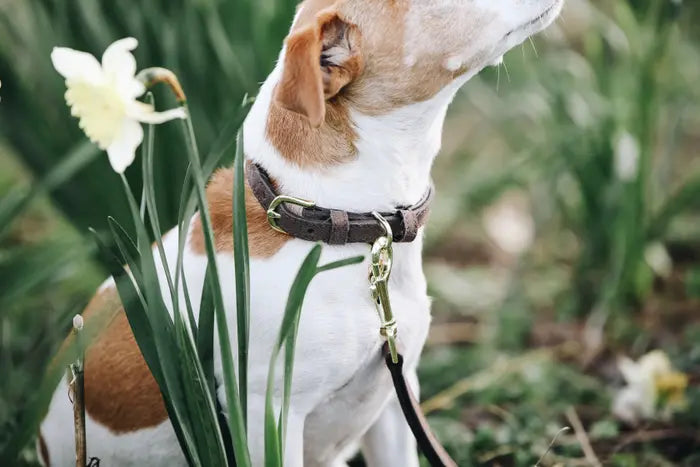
<box><xmin>246</xmin><ymin>163</ymin><xmax>434</xmax><ymax>245</ymax></box>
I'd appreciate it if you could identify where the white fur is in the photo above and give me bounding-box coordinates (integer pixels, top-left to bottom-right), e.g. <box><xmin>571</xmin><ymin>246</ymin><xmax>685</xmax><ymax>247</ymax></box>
<box><xmin>41</xmin><ymin>1</ymin><xmax>561</xmax><ymax>465</ymax></box>
<box><xmin>404</xmin><ymin>0</ymin><xmax>563</xmax><ymax>72</ymax></box>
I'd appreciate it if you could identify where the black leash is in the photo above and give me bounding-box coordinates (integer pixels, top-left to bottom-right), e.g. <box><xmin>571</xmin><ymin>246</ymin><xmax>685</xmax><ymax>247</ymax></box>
<box><xmin>383</xmin><ymin>343</ymin><xmax>457</xmax><ymax>467</ymax></box>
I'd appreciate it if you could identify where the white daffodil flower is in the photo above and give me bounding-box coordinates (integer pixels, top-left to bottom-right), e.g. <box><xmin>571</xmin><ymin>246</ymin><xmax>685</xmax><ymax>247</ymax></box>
<box><xmin>612</xmin><ymin>350</ymin><xmax>688</xmax><ymax>424</ymax></box>
<box><xmin>482</xmin><ymin>191</ymin><xmax>535</xmax><ymax>256</ymax></box>
<box><xmin>51</xmin><ymin>38</ymin><xmax>186</xmax><ymax>173</ymax></box>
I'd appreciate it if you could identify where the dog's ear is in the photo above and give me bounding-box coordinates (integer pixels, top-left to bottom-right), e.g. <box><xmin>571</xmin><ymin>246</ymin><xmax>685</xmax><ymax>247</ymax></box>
<box><xmin>275</xmin><ymin>11</ymin><xmax>363</xmax><ymax>128</ymax></box>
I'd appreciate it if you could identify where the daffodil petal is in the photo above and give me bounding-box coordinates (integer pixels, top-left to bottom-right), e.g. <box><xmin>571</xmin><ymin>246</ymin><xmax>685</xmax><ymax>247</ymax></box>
<box><xmin>618</xmin><ymin>357</ymin><xmax>642</xmax><ymax>384</ymax></box>
<box><xmin>123</xmin><ymin>78</ymin><xmax>147</xmax><ymax>100</ymax></box>
<box><xmin>129</xmin><ymin>103</ymin><xmax>187</xmax><ymax>124</ymax></box>
<box><xmin>106</xmin><ymin>119</ymin><xmax>143</xmax><ymax>173</ymax></box>
<box><xmin>102</xmin><ymin>37</ymin><xmax>138</xmax><ymax>78</ymax></box>
<box><xmin>51</xmin><ymin>47</ymin><xmax>103</xmax><ymax>84</ymax></box>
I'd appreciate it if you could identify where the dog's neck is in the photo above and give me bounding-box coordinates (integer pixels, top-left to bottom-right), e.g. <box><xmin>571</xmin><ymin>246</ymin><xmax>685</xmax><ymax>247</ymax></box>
<box><xmin>244</xmin><ymin>64</ymin><xmax>468</xmax><ymax>214</ymax></box>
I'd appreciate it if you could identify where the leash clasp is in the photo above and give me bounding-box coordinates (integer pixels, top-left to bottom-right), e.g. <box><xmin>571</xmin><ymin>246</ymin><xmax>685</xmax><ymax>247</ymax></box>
<box><xmin>369</xmin><ymin>212</ymin><xmax>399</xmax><ymax>364</ymax></box>
<box><xmin>266</xmin><ymin>195</ymin><xmax>315</xmax><ymax>234</ymax></box>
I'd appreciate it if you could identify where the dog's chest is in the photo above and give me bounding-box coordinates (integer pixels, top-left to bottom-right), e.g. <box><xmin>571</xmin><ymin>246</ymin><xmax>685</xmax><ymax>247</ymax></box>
<box><xmin>177</xmin><ymin>231</ymin><xmax>431</xmax><ymax>455</ymax></box>
<box><xmin>246</xmin><ymin>239</ymin><xmax>432</xmax><ymax>458</ymax></box>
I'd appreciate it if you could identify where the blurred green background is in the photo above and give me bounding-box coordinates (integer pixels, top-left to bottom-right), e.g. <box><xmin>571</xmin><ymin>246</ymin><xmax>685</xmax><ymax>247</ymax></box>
<box><xmin>1</xmin><ymin>0</ymin><xmax>699</xmax><ymax>465</ymax></box>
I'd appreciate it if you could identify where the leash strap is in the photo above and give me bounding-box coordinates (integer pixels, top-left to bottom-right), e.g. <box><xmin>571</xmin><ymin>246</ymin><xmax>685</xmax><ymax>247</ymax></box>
<box><xmin>246</xmin><ymin>163</ymin><xmax>434</xmax><ymax>244</ymax></box>
<box><xmin>368</xmin><ymin>214</ymin><xmax>456</xmax><ymax>466</ymax></box>
<box><xmin>383</xmin><ymin>344</ymin><xmax>458</xmax><ymax>467</ymax></box>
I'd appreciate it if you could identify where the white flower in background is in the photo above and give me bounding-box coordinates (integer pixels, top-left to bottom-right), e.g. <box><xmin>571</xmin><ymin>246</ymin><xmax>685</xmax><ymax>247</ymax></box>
<box><xmin>614</xmin><ymin>131</ymin><xmax>640</xmax><ymax>182</ymax></box>
<box><xmin>51</xmin><ymin>38</ymin><xmax>186</xmax><ymax>173</ymax></box>
<box><xmin>612</xmin><ymin>350</ymin><xmax>687</xmax><ymax>424</ymax></box>
<box><xmin>482</xmin><ymin>192</ymin><xmax>535</xmax><ymax>256</ymax></box>
<box><xmin>644</xmin><ymin>242</ymin><xmax>673</xmax><ymax>279</ymax></box>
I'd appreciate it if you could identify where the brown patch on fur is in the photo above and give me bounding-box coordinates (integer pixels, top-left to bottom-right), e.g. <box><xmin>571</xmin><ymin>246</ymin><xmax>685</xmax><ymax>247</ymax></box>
<box><xmin>38</xmin><ymin>432</ymin><xmax>49</xmax><ymax>466</ymax></box>
<box><xmin>189</xmin><ymin>168</ymin><xmax>289</xmax><ymax>257</ymax></box>
<box><xmin>276</xmin><ymin>23</ymin><xmax>327</xmax><ymax>127</ymax></box>
<box><xmin>339</xmin><ymin>0</ymin><xmax>467</xmax><ymax>114</ymax></box>
<box><xmin>82</xmin><ymin>287</ymin><xmax>168</xmax><ymax>432</ymax></box>
<box><xmin>269</xmin><ymin>5</ymin><xmax>363</xmax><ymax>166</ymax></box>
<box><xmin>267</xmin><ymin>96</ymin><xmax>358</xmax><ymax>167</ymax></box>
<box><xmin>267</xmin><ymin>0</ymin><xmax>465</xmax><ymax>168</ymax></box>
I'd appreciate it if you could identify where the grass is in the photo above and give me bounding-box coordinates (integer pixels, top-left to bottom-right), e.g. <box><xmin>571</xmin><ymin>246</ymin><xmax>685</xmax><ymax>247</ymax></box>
<box><xmin>1</xmin><ymin>0</ymin><xmax>700</xmax><ymax>465</ymax></box>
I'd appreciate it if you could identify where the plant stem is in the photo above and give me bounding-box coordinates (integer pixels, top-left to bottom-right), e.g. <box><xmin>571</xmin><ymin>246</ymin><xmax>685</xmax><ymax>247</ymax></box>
<box><xmin>70</xmin><ymin>315</ymin><xmax>86</xmax><ymax>467</ymax></box>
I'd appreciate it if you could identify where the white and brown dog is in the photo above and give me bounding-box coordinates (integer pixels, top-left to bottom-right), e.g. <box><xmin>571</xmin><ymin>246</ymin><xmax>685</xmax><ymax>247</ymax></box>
<box><xmin>41</xmin><ymin>0</ymin><xmax>562</xmax><ymax>465</ymax></box>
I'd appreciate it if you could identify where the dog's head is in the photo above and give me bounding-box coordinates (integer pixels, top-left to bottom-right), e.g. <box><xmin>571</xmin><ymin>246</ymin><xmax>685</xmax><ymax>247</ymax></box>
<box><xmin>275</xmin><ymin>0</ymin><xmax>563</xmax><ymax>127</ymax></box>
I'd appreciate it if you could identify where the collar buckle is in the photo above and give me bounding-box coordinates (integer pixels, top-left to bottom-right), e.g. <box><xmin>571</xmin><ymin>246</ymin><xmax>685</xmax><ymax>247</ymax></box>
<box><xmin>266</xmin><ymin>195</ymin><xmax>315</xmax><ymax>234</ymax></box>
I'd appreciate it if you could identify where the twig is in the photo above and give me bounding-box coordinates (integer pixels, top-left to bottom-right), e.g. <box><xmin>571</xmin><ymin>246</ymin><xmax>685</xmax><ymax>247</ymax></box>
<box><xmin>565</xmin><ymin>407</ymin><xmax>601</xmax><ymax>467</ymax></box>
<box><xmin>535</xmin><ymin>427</ymin><xmax>571</xmax><ymax>467</ymax></box>
<box><xmin>70</xmin><ymin>315</ymin><xmax>87</xmax><ymax>467</ymax></box>
<box><xmin>477</xmin><ymin>445</ymin><xmax>514</xmax><ymax>463</ymax></box>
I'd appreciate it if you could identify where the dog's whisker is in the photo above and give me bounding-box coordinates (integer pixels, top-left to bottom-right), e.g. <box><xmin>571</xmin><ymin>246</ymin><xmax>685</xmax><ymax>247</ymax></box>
<box><xmin>502</xmin><ymin>60</ymin><xmax>511</xmax><ymax>84</ymax></box>
<box><xmin>496</xmin><ymin>62</ymin><xmax>501</xmax><ymax>93</ymax></box>
<box><xmin>529</xmin><ymin>37</ymin><xmax>539</xmax><ymax>58</ymax></box>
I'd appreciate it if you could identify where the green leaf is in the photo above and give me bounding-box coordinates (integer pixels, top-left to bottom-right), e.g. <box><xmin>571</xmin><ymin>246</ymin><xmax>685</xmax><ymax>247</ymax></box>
<box><xmin>90</xmin><ymin>228</ymin><xmax>160</xmax><ymax>389</ymax></box>
<box><xmin>179</xmin><ymin>109</ymin><xmax>251</xmax><ymax>467</ymax></box>
<box><xmin>90</xmin><ymin>229</ymin><xmax>200</xmax><ymax>464</ymax></box>
<box><xmin>107</xmin><ymin>217</ymin><xmax>146</xmax><ymax>291</ymax></box>
<box><xmin>264</xmin><ymin>245</ymin><xmax>363</xmax><ymax>465</ymax></box>
<box><xmin>0</xmin><ymin>281</ymin><xmax>116</xmax><ymax>465</ymax></box>
<box><xmin>117</xmin><ymin>174</ymin><xmax>205</xmax><ymax>466</ymax></box>
<box><xmin>316</xmin><ymin>256</ymin><xmax>365</xmax><ymax>273</ymax></box>
<box><xmin>0</xmin><ymin>141</ymin><xmax>99</xmax><ymax>241</ymax></box>
<box><xmin>174</xmin><ymin>310</ymin><xmax>229</xmax><ymax>465</ymax></box>
<box><xmin>174</xmin><ymin>98</ymin><xmax>253</xmax><ymax>382</ymax></box>
<box><xmin>0</xmin><ymin>242</ymin><xmax>90</xmax><ymax>310</ymax></box>
<box><xmin>233</xmin><ymin>128</ymin><xmax>251</xmax><ymax>426</ymax></box>
<box><xmin>197</xmin><ymin>266</ymin><xmax>216</xmax><ymax>398</ymax></box>
<box><xmin>141</xmin><ymin>93</ymin><xmax>180</xmax><ymax>324</ymax></box>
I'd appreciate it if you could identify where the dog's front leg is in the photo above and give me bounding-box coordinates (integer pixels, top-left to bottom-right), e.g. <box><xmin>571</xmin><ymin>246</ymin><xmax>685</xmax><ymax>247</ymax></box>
<box><xmin>360</xmin><ymin>370</ymin><xmax>420</xmax><ymax>467</ymax></box>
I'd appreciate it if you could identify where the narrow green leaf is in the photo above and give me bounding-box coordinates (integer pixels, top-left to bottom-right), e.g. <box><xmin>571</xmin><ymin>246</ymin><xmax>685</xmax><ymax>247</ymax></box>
<box><xmin>197</xmin><ymin>266</ymin><xmax>216</xmax><ymax>397</ymax></box>
<box><xmin>233</xmin><ymin>128</ymin><xmax>251</xmax><ymax>425</ymax></box>
<box><xmin>0</xmin><ymin>141</ymin><xmax>99</xmax><ymax>241</ymax></box>
<box><xmin>170</xmin><ymin>98</ymin><xmax>252</xmax><ymax>465</ymax></box>
<box><xmin>90</xmin><ymin>228</ymin><xmax>161</xmax><ymax>389</ymax></box>
<box><xmin>174</xmin><ymin>310</ymin><xmax>229</xmax><ymax>466</ymax></box>
<box><xmin>180</xmin><ymin>268</ymin><xmax>200</xmax><ymax>336</ymax></box>
<box><xmin>0</xmin><ymin>281</ymin><xmax>115</xmax><ymax>465</ymax></box>
<box><xmin>89</xmin><ymin>228</ymin><xmax>196</xmax><ymax>467</ymax></box>
<box><xmin>107</xmin><ymin>217</ymin><xmax>146</xmax><ymax>290</ymax></box>
<box><xmin>315</xmin><ymin>256</ymin><xmax>365</xmax><ymax>273</ymax></box>
<box><xmin>264</xmin><ymin>247</ymin><xmax>366</xmax><ymax>465</ymax></box>
<box><xmin>118</xmin><ymin>174</ymin><xmax>204</xmax><ymax>466</ymax></box>
<box><xmin>265</xmin><ymin>244</ymin><xmax>322</xmax><ymax>466</ymax></box>
<box><xmin>141</xmin><ymin>93</ymin><xmax>180</xmax><ymax>322</ymax></box>
<box><xmin>179</xmin><ymin>110</ymin><xmax>252</xmax><ymax>467</ymax></box>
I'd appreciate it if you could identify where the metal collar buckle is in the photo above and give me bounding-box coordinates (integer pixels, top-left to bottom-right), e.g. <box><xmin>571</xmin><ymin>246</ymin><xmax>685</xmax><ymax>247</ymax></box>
<box><xmin>266</xmin><ymin>195</ymin><xmax>315</xmax><ymax>234</ymax></box>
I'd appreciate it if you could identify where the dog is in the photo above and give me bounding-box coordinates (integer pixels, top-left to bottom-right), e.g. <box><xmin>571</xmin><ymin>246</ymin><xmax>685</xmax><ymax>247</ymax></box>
<box><xmin>40</xmin><ymin>0</ymin><xmax>563</xmax><ymax>465</ymax></box>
